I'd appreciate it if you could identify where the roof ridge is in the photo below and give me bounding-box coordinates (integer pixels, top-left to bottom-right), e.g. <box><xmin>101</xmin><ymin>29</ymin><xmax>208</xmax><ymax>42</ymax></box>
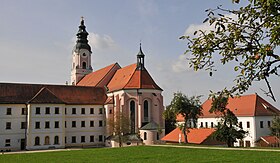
<box><xmin>96</xmin><ymin>63</ymin><xmax>120</xmax><ymax>87</ymax></box>
<box><xmin>123</xmin><ymin>66</ymin><xmax>138</xmax><ymax>89</ymax></box>
<box><xmin>28</xmin><ymin>87</ymin><xmax>47</xmax><ymax>103</ymax></box>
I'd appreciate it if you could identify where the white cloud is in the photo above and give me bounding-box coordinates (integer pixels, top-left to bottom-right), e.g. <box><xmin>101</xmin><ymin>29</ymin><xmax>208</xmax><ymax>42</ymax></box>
<box><xmin>172</xmin><ymin>54</ymin><xmax>189</xmax><ymax>73</ymax></box>
<box><xmin>88</xmin><ymin>32</ymin><xmax>117</xmax><ymax>50</ymax></box>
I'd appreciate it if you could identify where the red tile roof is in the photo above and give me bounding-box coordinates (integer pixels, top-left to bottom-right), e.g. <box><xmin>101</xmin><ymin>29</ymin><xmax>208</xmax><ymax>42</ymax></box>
<box><xmin>161</xmin><ymin>128</ymin><xmax>215</xmax><ymax>144</ymax></box>
<box><xmin>77</xmin><ymin>63</ymin><xmax>120</xmax><ymax>87</ymax></box>
<box><xmin>260</xmin><ymin>136</ymin><xmax>280</xmax><ymax>145</ymax></box>
<box><xmin>176</xmin><ymin>94</ymin><xmax>280</xmax><ymax>121</ymax></box>
<box><xmin>0</xmin><ymin>83</ymin><xmax>106</xmax><ymax>105</ymax></box>
<box><xmin>107</xmin><ymin>64</ymin><xmax>162</xmax><ymax>92</ymax></box>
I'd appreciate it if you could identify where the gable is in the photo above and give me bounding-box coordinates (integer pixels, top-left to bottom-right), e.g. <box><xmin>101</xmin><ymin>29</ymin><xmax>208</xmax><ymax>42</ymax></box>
<box><xmin>28</xmin><ymin>87</ymin><xmax>64</xmax><ymax>104</ymax></box>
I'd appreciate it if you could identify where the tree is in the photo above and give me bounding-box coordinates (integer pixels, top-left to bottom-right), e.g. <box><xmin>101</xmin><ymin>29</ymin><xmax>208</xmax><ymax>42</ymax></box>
<box><xmin>163</xmin><ymin>105</ymin><xmax>177</xmax><ymax>134</ymax></box>
<box><xmin>210</xmin><ymin>95</ymin><xmax>247</xmax><ymax>147</ymax></box>
<box><xmin>180</xmin><ymin>0</ymin><xmax>280</xmax><ymax>101</ymax></box>
<box><xmin>107</xmin><ymin>111</ymin><xmax>130</xmax><ymax>147</ymax></box>
<box><xmin>270</xmin><ymin>116</ymin><xmax>280</xmax><ymax>137</ymax></box>
<box><xmin>170</xmin><ymin>92</ymin><xmax>203</xmax><ymax>143</ymax></box>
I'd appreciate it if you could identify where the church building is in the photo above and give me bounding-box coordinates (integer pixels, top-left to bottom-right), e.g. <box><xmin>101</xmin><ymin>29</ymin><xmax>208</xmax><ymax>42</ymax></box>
<box><xmin>0</xmin><ymin>18</ymin><xmax>164</xmax><ymax>151</ymax></box>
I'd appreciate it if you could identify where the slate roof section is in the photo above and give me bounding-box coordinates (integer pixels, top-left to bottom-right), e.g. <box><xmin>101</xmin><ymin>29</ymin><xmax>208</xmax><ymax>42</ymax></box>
<box><xmin>140</xmin><ymin>121</ymin><xmax>159</xmax><ymax>130</ymax></box>
<box><xmin>77</xmin><ymin>63</ymin><xmax>120</xmax><ymax>87</ymax></box>
<box><xmin>161</xmin><ymin>128</ymin><xmax>215</xmax><ymax>144</ymax></box>
<box><xmin>0</xmin><ymin>83</ymin><xmax>106</xmax><ymax>105</ymax></box>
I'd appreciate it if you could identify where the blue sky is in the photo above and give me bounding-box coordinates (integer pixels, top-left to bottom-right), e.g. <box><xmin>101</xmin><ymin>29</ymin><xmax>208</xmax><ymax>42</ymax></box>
<box><xmin>0</xmin><ymin>0</ymin><xmax>279</xmax><ymax>108</ymax></box>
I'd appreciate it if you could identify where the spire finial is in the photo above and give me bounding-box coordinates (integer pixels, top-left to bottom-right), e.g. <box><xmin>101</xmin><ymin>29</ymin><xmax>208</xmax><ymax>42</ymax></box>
<box><xmin>81</xmin><ymin>16</ymin><xmax>84</xmax><ymax>21</ymax></box>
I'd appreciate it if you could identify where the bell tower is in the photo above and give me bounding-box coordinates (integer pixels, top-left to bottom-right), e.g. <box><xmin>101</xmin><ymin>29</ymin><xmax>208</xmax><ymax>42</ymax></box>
<box><xmin>71</xmin><ymin>17</ymin><xmax>93</xmax><ymax>85</ymax></box>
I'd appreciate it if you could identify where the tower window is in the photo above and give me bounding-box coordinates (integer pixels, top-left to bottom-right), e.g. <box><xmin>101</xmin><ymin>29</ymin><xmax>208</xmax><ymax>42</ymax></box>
<box><xmin>82</xmin><ymin>62</ymin><xmax>87</xmax><ymax>69</ymax></box>
<box><xmin>144</xmin><ymin>100</ymin><xmax>149</xmax><ymax>122</ymax></box>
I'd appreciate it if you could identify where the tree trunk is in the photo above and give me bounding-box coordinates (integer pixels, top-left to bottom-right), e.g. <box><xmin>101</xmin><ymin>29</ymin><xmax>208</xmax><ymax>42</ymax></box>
<box><xmin>183</xmin><ymin>120</ymin><xmax>188</xmax><ymax>143</ymax></box>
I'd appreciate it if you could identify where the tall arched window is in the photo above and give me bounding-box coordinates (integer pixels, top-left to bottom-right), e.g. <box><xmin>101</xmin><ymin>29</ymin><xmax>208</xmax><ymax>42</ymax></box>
<box><xmin>144</xmin><ymin>100</ymin><xmax>149</xmax><ymax>122</ymax></box>
<box><xmin>82</xmin><ymin>62</ymin><xmax>87</xmax><ymax>69</ymax></box>
<box><xmin>54</xmin><ymin>136</ymin><xmax>59</xmax><ymax>145</ymax></box>
<box><xmin>45</xmin><ymin>136</ymin><xmax>50</xmax><ymax>145</ymax></box>
<box><xmin>130</xmin><ymin>100</ymin><xmax>136</xmax><ymax>133</ymax></box>
<box><xmin>35</xmin><ymin>136</ymin><xmax>40</xmax><ymax>146</ymax></box>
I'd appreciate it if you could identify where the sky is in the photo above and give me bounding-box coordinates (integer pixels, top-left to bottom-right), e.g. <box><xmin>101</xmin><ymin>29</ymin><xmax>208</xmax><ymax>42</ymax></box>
<box><xmin>0</xmin><ymin>0</ymin><xmax>279</xmax><ymax>108</ymax></box>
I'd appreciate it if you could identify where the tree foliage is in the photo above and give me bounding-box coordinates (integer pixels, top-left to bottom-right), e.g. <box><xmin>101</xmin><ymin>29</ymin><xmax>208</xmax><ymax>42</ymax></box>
<box><xmin>107</xmin><ymin>112</ymin><xmax>130</xmax><ymax>147</ymax></box>
<box><xmin>210</xmin><ymin>95</ymin><xmax>247</xmax><ymax>147</ymax></box>
<box><xmin>270</xmin><ymin>116</ymin><xmax>280</xmax><ymax>137</ymax></box>
<box><xmin>163</xmin><ymin>105</ymin><xmax>177</xmax><ymax>134</ymax></box>
<box><xmin>170</xmin><ymin>92</ymin><xmax>203</xmax><ymax>143</ymax></box>
<box><xmin>181</xmin><ymin>0</ymin><xmax>280</xmax><ymax>101</ymax></box>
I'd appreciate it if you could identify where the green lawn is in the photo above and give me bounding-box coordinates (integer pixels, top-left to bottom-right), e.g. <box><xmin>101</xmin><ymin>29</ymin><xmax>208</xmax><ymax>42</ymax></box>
<box><xmin>1</xmin><ymin>146</ymin><xmax>280</xmax><ymax>163</ymax></box>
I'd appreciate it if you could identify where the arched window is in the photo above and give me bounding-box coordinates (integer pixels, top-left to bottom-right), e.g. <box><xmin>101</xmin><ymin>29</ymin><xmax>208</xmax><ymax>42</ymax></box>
<box><xmin>130</xmin><ymin>100</ymin><xmax>136</xmax><ymax>134</ymax></box>
<box><xmin>35</xmin><ymin>136</ymin><xmax>40</xmax><ymax>146</ymax></box>
<box><xmin>157</xmin><ymin>132</ymin><xmax>159</xmax><ymax>140</ymax></box>
<box><xmin>45</xmin><ymin>136</ymin><xmax>50</xmax><ymax>145</ymax></box>
<box><xmin>82</xmin><ymin>62</ymin><xmax>87</xmax><ymax>69</ymax></box>
<box><xmin>144</xmin><ymin>100</ymin><xmax>149</xmax><ymax>122</ymax></box>
<box><xmin>54</xmin><ymin>136</ymin><xmax>59</xmax><ymax>145</ymax></box>
<box><xmin>144</xmin><ymin>132</ymin><xmax>147</xmax><ymax>140</ymax></box>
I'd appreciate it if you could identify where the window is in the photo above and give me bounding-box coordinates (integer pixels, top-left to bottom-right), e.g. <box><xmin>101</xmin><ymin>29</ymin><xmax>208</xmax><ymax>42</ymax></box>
<box><xmin>81</xmin><ymin>121</ymin><xmax>85</xmax><ymax>127</ymax></box>
<box><xmin>260</xmin><ymin>121</ymin><xmax>264</xmax><ymax>128</ymax></box>
<box><xmin>239</xmin><ymin>122</ymin><xmax>243</xmax><ymax>129</ymax></box>
<box><xmin>82</xmin><ymin>62</ymin><xmax>87</xmax><ymax>69</ymax></box>
<box><xmin>6</xmin><ymin>108</ymin><xmax>12</xmax><ymax>115</ymax></box>
<box><xmin>72</xmin><ymin>136</ymin><xmax>76</xmax><ymax>143</ymax></box>
<box><xmin>99</xmin><ymin>135</ymin><xmax>103</xmax><ymax>142</ymax></box>
<box><xmin>144</xmin><ymin>132</ymin><xmax>147</xmax><ymax>140</ymax></box>
<box><xmin>268</xmin><ymin>121</ymin><xmax>271</xmax><ymax>128</ymax></box>
<box><xmin>72</xmin><ymin>108</ymin><xmax>76</xmax><ymax>114</ymax></box>
<box><xmin>90</xmin><ymin>136</ymin><xmax>94</xmax><ymax>142</ymax></box>
<box><xmin>81</xmin><ymin>136</ymin><xmax>85</xmax><ymax>143</ymax></box>
<box><xmin>90</xmin><ymin>121</ymin><xmax>94</xmax><ymax>127</ymax></box>
<box><xmin>99</xmin><ymin>120</ymin><xmax>103</xmax><ymax>127</ymax></box>
<box><xmin>35</xmin><ymin>122</ymin><xmax>40</xmax><ymax>129</ymax></box>
<box><xmin>5</xmin><ymin>139</ymin><xmax>11</xmax><ymax>147</ymax></box>
<box><xmin>55</xmin><ymin>121</ymin><xmax>59</xmax><ymax>128</ymax></box>
<box><xmin>72</xmin><ymin>121</ymin><xmax>76</xmax><ymax>128</ymax></box>
<box><xmin>130</xmin><ymin>101</ymin><xmax>136</xmax><ymax>133</ymax></box>
<box><xmin>157</xmin><ymin>132</ymin><xmax>159</xmax><ymax>140</ymax></box>
<box><xmin>36</xmin><ymin>107</ymin><xmax>40</xmax><ymax>114</ymax></box>
<box><xmin>90</xmin><ymin>108</ymin><xmax>94</xmax><ymax>114</ymax></box>
<box><xmin>109</xmin><ymin>109</ymin><xmax>112</xmax><ymax>114</ymax></box>
<box><xmin>81</xmin><ymin>108</ymin><xmax>85</xmax><ymax>114</ymax></box>
<box><xmin>99</xmin><ymin>108</ymin><xmax>103</xmax><ymax>114</ymax></box>
<box><xmin>211</xmin><ymin>122</ymin><xmax>214</xmax><ymax>128</ymax></box>
<box><xmin>45</xmin><ymin>121</ymin><xmax>50</xmax><ymax>129</ymax></box>
<box><xmin>247</xmin><ymin>121</ymin><xmax>250</xmax><ymax>128</ymax></box>
<box><xmin>21</xmin><ymin>122</ymin><xmax>27</xmax><ymax>129</ymax></box>
<box><xmin>45</xmin><ymin>136</ymin><xmax>50</xmax><ymax>145</ymax></box>
<box><xmin>55</xmin><ymin>107</ymin><xmax>59</xmax><ymax>114</ymax></box>
<box><xmin>144</xmin><ymin>100</ymin><xmax>149</xmax><ymax>121</ymax></box>
<box><xmin>65</xmin><ymin>108</ymin><xmax>67</xmax><ymax>115</ymax></box>
<box><xmin>45</xmin><ymin>107</ymin><xmax>50</xmax><ymax>114</ymax></box>
<box><xmin>35</xmin><ymin>136</ymin><xmax>40</xmax><ymax>145</ymax></box>
<box><xmin>6</xmin><ymin>122</ymin><xmax>11</xmax><ymax>129</ymax></box>
<box><xmin>22</xmin><ymin>108</ymin><xmax>27</xmax><ymax>115</ymax></box>
<box><xmin>65</xmin><ymin>121</ymin><xmax>67</xmax><ymax>128</ymax></box>
<box><xmin>200</xmin><ymin>122</ymin><xmax>203</xmax><ymax>128</ymax></box>
<box><xmin>65</xmin><ymin>137</ymin><xmax>67</xmax><ymax>144</ymax></box>
<box><xmin>54</xmin><ymin>136</ymin><xmax>59</xmax><ymax>145</ymax></box>
<box><xmin>205</xmin><ymin>122</ymin><xmax>208</xmax><ymax>128</ymax></box>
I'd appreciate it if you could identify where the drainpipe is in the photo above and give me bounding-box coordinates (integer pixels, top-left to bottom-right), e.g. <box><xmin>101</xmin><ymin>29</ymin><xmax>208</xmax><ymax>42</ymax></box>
<box><xmin>24</xmin><ymin>103</ymin><xmax>28</xmax><ymax>150</ymax></box>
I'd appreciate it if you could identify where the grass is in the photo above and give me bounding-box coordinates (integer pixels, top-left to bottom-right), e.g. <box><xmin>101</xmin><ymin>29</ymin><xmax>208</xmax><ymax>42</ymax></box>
<box><xmin>1</xmin><ymin>145</ymin><xmax>280</xmax><ymax>163</ymax></box>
